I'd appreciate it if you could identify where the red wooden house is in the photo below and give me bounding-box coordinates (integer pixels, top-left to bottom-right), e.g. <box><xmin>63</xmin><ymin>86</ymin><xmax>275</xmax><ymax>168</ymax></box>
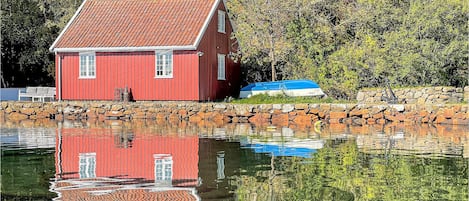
<box><xmin>49</xmin><ymin>0</ymin><xmax>240</xmax><ymax>101</ymax></box>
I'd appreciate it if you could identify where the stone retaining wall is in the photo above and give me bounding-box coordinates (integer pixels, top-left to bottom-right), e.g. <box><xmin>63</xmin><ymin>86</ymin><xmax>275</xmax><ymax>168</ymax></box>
<box><xmin>357</xmin><ymin>86</ymin><xmax>469</xmax><ymax>104</ymax></box>
<box><xmin>1</xmin><ymin>101</ymin><xmax>468</xmax><ymax>126</ymax></box>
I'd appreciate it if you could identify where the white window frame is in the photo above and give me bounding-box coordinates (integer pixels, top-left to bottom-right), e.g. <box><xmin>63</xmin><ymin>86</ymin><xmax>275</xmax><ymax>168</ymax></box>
<box><xmin>154</xmin><ymin>154</ymin><xmax>173</xmax><ymax>185</ymax></box>
<box><xmin>79</xmin><ymin>52</ymin><xmax>96</xmax><ymax>79</ymax></box>
<box><xmin>155</xmin><ymin>50</ymin><xmax>173</xmax><ymax>78</ymax></box>
<box><xmin>217</xmin><ymin>54</ymin><xmax>226</xmax><ymax>80</ymax></box>
<box><xmin>218</xmin><ymin>10</ymin><xmax>226</xmax><ymax>33</ymax></box>
<box><xmin>79</xmin><ymin>153</ymin><xmax>96</xmax><ymax>178</ymax></box>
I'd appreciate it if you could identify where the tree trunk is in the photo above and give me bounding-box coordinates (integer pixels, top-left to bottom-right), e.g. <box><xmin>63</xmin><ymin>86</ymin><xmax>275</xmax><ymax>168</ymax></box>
<box><xmin>270</xmin><ymin>36</ymin><xmax>276</xmax><ymax>81</ymax></box>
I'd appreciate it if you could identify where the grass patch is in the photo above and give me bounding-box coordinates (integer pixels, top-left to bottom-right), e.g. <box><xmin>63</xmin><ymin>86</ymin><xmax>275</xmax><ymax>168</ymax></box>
<box><xmin>231</xmin><ymin>94</ymin><xmax>353</xmax><ymax>104</ymax></box>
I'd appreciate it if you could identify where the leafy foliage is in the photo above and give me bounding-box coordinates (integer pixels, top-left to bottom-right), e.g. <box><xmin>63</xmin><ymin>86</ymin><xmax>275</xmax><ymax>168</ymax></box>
<box><xmin>1</xmin><ymin>0</ymin><xmax>81</xmax><ymax>87</ymax></box>
<box><xmin>228</xmin><ymin>0</ymin><xmax>468</xmax><ymax>99</ymax></box>
<box><xmin>234</xmin><ymin>139</ymin><xmax>469</xmax><ymax>200</ymax></box>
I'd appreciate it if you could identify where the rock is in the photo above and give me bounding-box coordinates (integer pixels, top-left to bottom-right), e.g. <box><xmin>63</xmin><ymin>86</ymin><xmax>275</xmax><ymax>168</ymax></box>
<box><xmin>329</xmin><ymin>112</ymin><xmax>347</xmax><ymax>119</ymax></box>
<box><xmin>8</xmin><ymin>112</ymin><xmax>28</xmax><ymax>121</ymax></box>
<box><xmin>214</xmin><ymin>104</ymin><xmax>226</xmax><ymax>110</ymax></box>
<box><xmin>442</xmin><ymin>87</ymin><xmax>455</xmax><ymax>92</ymax></box>
<box><xmin>356</xmin><ymin>91</ymin><xmax>365</xmax><ymax>102</ymax></box>
<box><xmin>390</xmin><ymin>104</ymin><xmax>405</xmax><ymax>112</ymax></box>
<box><xmin>434</xmin><ymin>115</ymin><xmax>447</xmax><ymax>124</ymax></box>
<box><xmin>105</xmin><ymin>111</ymin><xmax>124</xmax><ymax>117</ymax></box>
<box><xmin>272</xmin><ymin>104</ymin><xmax>282</xmax><ymax>110</ymax></box>
<box><xmin>248</xmin><ymin>113</ymin><xmax>271</xmax><ymax>124</ymax></box>
<box><xmin>294</xmin><ymin>104</ymin><xmax>308</xmax><ymax>110</ymax></box>
<box><xmin>20</xmin><ymin>108</ymin><xmax>35</xmax><ymax>115</ymax></box>
<box><xmin>331</xmin><ymin>104</ymin><xmax>347</xmax><ymax>112</ymax></box>
<box><xmin>258</xmin><ymin>104</ymin><xmax>273</xmax><ymax>112</ymax></box>
<box><xmin>282</xmin><ymin>104</ymin><xmax>294</xmax><ymax>113</ymax></box>
<box><xmin>293</xmin><ymin>115</ymin><xmax>313</xmax><ymax>126</ymax></box>
<box><xmin>234</xmin><ymin>105</ymin><xmax>253</xmax><ymax>116</ymax></box>
<box><xmin>271</xmin><ymin>114</ymin><xmax>289</xmax><ymax>126</ymax></box>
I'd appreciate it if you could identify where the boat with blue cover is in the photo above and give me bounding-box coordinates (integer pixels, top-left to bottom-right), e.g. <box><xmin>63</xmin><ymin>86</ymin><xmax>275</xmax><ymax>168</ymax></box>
<box><xmin>239</xmin><ymin>80</ymin><xmax>325</xmax><ymax>98</ymax></box>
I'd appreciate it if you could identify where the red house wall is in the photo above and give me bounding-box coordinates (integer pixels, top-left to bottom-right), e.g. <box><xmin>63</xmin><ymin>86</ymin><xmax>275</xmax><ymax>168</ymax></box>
<box><xmin>56</xmin><ymin>51</ymin><xmax>200</xmax><ymax>101</ymax></box>
<box><xmin>197</xmin><ymin>2</ymin><xmax>240</xmax><ymax>101</ymax></box>
<box><xmin>55</xmin><ymin>128</ymin><xmax>199</xmax><ymax>186</ymax></box>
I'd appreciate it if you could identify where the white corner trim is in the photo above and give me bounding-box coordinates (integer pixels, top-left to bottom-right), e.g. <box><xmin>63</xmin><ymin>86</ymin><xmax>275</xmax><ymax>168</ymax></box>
<box><xmin>193</xmin><ymin>0</ymin><xmax>221</xmax><ymax>48</ymax></box>
<box><xmin>53</xmin><ymin>46</ymin><xmax>196</xmax><ymax>53</ymax></box>
<box><xmin>49</xmin><ymin>0</ymin><xmax>89</xmax><ymax>52</ymax></box>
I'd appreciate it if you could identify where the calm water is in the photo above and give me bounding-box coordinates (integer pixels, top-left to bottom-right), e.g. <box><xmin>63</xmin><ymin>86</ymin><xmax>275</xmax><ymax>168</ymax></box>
<box><xmin>1</xmin><ymin>120</ymin><xmax>468</xmax><ymax>201</ymax></box>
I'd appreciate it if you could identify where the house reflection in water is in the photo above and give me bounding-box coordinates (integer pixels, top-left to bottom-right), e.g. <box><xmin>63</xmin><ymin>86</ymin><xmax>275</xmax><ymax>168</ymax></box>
<box><xmin>51</xmin><ymin>127</ymin><xmax>200</xmax><ymax>200</ymax></box>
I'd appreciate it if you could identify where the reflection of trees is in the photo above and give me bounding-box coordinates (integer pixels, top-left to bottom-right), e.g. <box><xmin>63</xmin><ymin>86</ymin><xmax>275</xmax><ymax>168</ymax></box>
<box><xmin>234</xmin><ymin>139</ymin><xmax>468</xmax><ymax>201</ymax></box>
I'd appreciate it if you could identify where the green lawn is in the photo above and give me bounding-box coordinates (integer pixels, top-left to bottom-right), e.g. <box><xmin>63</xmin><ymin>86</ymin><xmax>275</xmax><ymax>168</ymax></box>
<box><xmin>231</xmin><ymin>94</ymin><xmax>354</xmax><ymax>104</ymax></box>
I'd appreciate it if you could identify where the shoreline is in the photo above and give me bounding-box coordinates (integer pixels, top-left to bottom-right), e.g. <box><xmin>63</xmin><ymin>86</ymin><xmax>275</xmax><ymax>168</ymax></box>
<box><xmin>1</xmin><ymin>101</ymin><xmax>467</xmax><ymax>126</ymax></box>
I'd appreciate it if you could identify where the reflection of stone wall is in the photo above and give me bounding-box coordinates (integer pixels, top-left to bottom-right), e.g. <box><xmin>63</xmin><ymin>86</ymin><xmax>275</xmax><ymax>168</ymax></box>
<box><xmin>2</xmin><ymin>120</ymin><xmax>468</xmax><ymax>158</ymax></box>
<box><xmin>1</xmin><ymin>101</ymin><xmax>468</xmax><ymax>126</ymax></box>
<box><xmin>357</xmin><ymin>86</ymin><xmax>468</xmax><ymax>104</ymax></box>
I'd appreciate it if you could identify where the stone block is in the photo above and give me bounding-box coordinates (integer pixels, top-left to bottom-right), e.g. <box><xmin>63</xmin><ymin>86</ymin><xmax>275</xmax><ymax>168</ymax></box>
<box><xmin>155</xmin><ymin>113</ymin><xmax>167</xmax><ymax>119</ymax></box>
<box><xmin>293</xmin><ymin>115</ymin><xmax>313</xmax><ymax>126</ymax></box>
<box><xmin>434</xmin><ymin>115</ymin><xmax>448</xmax><ymax>124</ymax></box>
<box><xmin>20</xmin><ymin>108</ymin><xmax>35</xmax><ymax>115</ymax></box>
<box><xmin>7</xmin><ymin>112</ymin><xmax>28</xmax><ymax>121</ymax></box>
<box><xmin>271</xmin><ymin>114</ymin><xmax>289</xmax><ymax>126</ymax></box>
<box><xmin>454</xmin><ymin>112</ymin><xmax>468</xmax><ymax>120</ymax></box>
<box><xmin>329</xmin><ymin>112</ymin><xmax>347</xmax><ymax>119</ymax></box>
<box><xmin>372</xmin><ymin>112</ymin><xmax>384</xmax><ymax>119</ymax></box>
<box><xmin>105</xmin><ymin>111</ymin><xmax>124</xmax><ymax>117</ymax></box>
<box><xmin>248</xmin><ymin>113</ymin><xmax>271</xmax><ymax>124</ymax></box>
<box><xmin>295</xmin><ymin>104</ymin><xmax>308</xmax><ymax>110</ymax></box>
<box><xmin>331</xmin><ymin>104</ymin><xmax>347</xmax><ymax>112</ymax></box>
<box><xmin>376</xmin><ymin>119</ymin><xmax>387</xmax><ymax>124</ymax></box>
<box><xmin>234</xmin><ymin>105</ymin><xmax>253</xmax><ymax>116</ymax></box>
<box><xmin>329</xmin><ymin>118</ymin><xmax>341</xmax><ymax>124</ymax></box>
<box><xmin>189</xmin><ymin>115</ymin><xmax>202</xmax><ymax>123</ymax></box>
<box><xmin>309</xmin><ymin>108</ymin><xmax>320</xmax><ymax>114</ymax></box>
<box><xmin>282</xmin><ymin>104</ymin><xmax>294</xmax><ymax>113</ymax></box>
<box><xmin>356</xmin><ymin>91</ymin><xmax>365</xmax><ymax>102</ymax></box>
<box><xmin>367</xmin><ymin>118</ymin><xmax>376</xmax><ymax>124</ymax></box>
<box><xmin>390</xmin><ymin>104</ymin><xmax>405</xmax><ymax>112</ymax></box>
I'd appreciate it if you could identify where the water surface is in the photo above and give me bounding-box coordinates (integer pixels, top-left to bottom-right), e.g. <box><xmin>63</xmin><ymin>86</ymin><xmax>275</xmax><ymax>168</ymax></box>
<box><xmin>1</xmin><ymin>120</ymin><xmax>468</xmax><ymax>200</ymax></box>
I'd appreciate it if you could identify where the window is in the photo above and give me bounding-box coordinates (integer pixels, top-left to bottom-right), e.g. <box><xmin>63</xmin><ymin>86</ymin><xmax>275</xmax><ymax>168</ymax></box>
<box><xmin>217</xmin><ymin>54</ymin><xmax>225</xmax><ymax>80</ymax></box>
<box><xmin>155</xmin><ymin>51</ymin><xmax>173</xmax><ymax>78</ymax></box>
<box><xmin>218</xmin><ymin>10</ymin><xmax>226</xmax><ymax>33</ymax></box>
<box><xmin>79</xmin><ymin>52</ymin><xmax>96</xmax><ymax>78</ymax></box>
<box><xmin>154</xmin><ymin>154</ymin><xmax>173</xmax><ymax>185</ymax></box>
<box><xmin>217</xmin><ymin>151</ymin><xmax>225</xmax><ymax>181</ymax></box>
<box><xmin>79</xmin><ymin>153</ymin><xmax>96</xmax><ymax>178</ymax></box>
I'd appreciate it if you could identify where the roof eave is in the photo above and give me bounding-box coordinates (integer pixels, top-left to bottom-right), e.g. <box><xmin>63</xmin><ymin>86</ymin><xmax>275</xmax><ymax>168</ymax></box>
<box><xmin>193</xmin><ymin>0</ymin><xmax>221</xmax><ymax>48</ymax></box>
<box><xmin>52</xmin><ymin>46</ymin><xmax>197</xmax><ymax>53</ymax></box>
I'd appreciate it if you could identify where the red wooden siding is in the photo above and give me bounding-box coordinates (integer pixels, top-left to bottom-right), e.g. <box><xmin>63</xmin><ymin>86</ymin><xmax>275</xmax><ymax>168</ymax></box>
<box><xmin>55</xmin><ymin>128</ymin><xmax>199</xmax><ymax>186</ymax></box>
<box><xmin>57</xmin><ymin>51</ymin><xmax>200</xmax><ymax>101</ymax></box>
<box><xmin>197</xmin><ymin>1</ymin><xmax>240</xmax><ymax>101</ymax></box>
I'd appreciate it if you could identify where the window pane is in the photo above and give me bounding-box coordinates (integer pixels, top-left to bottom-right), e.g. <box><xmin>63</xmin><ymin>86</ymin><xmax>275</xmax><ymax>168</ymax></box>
<box><xmin>218</xmin><ymin>54</ymin><xmax>225</xmax><ymax>80</ymax></box>
<box><xmin>218</xmin><ymin>11</ymin><xmax>225</xmax><ymax>33</ymax></box>
<box><xmin>155</xmin><ymin>51</ymin><xmax>172</xmax><ymax>77</ymax></box>
<box><xmin>80</xmin><ymin>56</ymin><xmax>87</xmax><ymax>76</ymax></box>
<box><xmin>80</xmin><ymin>54</ymin><xmax>95</xmax><ymax>77</ymax></box>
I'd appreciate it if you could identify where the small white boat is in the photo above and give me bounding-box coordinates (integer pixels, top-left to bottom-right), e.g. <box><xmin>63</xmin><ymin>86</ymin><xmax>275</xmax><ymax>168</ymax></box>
<box><xmin>239</xmin><ymin>80</ymin><xmax>325</xmax><ymax>98</ymax></box>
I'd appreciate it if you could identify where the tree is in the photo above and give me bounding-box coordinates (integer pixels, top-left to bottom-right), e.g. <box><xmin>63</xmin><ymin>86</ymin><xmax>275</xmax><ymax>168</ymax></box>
<box><xmin>1</xmin><ymin>0</ymin><xmax>81</xmax><ymax>87</ymax></box>
<box><xmin>229</xmin><ymin>0</ymin><xmax>468</xmax><ymax>99</ymax></box>
<box><xmin>227</xmin><ymin>0</ymin><xmax>293</xmax><ymax>81</ymax></box>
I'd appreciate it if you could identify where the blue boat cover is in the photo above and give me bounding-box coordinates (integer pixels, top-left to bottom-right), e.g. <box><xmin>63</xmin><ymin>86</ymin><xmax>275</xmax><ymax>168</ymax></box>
<box><xmin>242</xmin><ymin>143</ymin><xmax>317</xmax><ymax>158</ymax></box>
<box><xmin>240</xmin><ymin>80</ymin><xmax>321</xmax><ymax>91</ymax></box>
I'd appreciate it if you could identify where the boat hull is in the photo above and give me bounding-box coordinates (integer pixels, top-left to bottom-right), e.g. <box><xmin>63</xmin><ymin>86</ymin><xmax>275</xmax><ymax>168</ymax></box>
<box><xmin>239</xmin><ymin>88</ymin><xmax>325</xmax><ymax>98</ymax></box>
<box><xmin>239</xmin><ymin>80</ymin><xmax>325</xmax><ymax>98</ymax></box>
